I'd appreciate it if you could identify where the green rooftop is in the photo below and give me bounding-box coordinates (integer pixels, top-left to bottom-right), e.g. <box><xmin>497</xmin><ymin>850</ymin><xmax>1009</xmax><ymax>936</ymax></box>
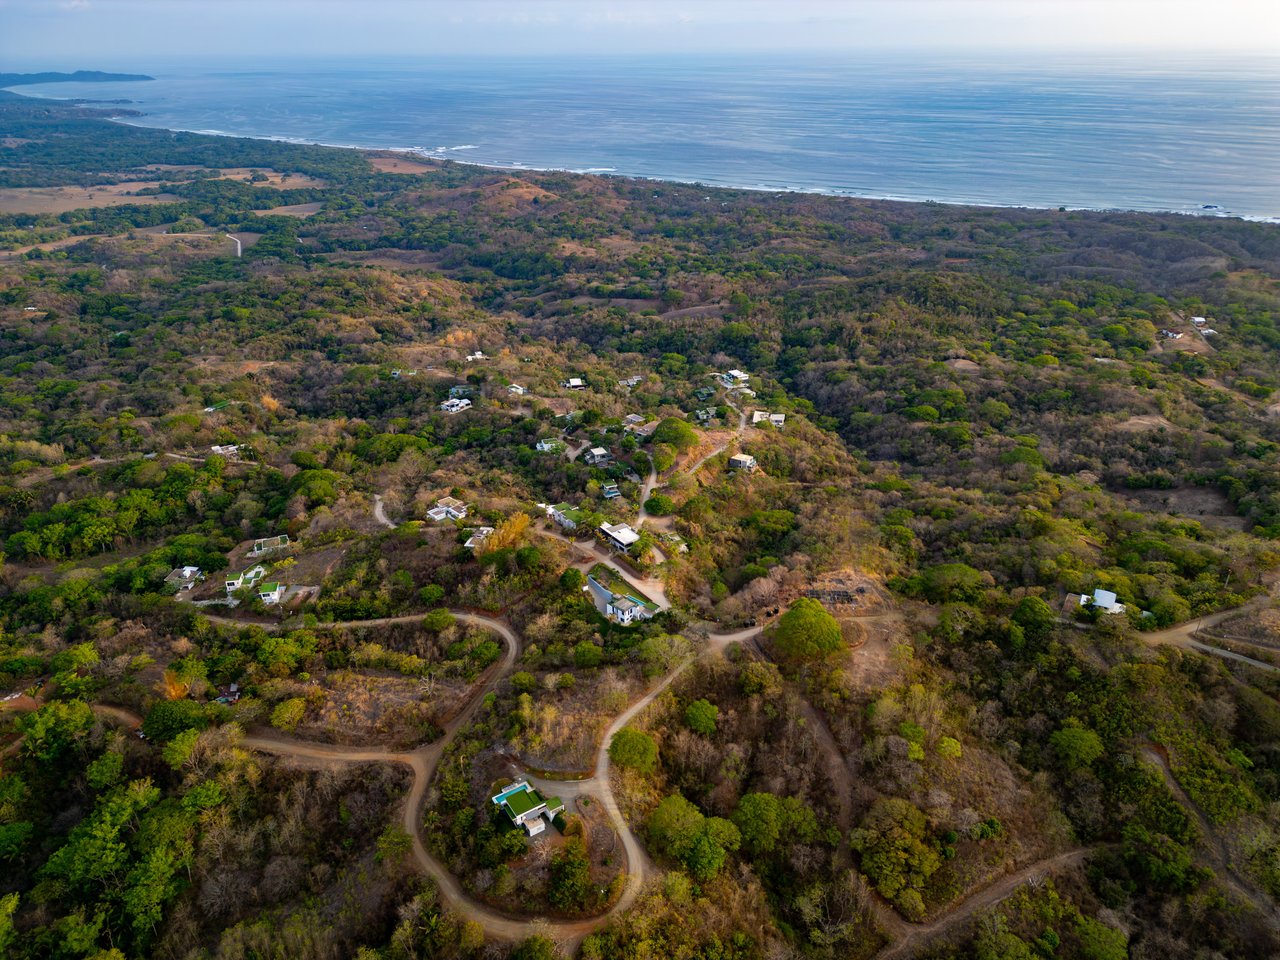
<box><xmin>259</xmin><ymin>582</ymin><xmax>281</xmax><ymax>592</ymax></box>
<box><xmin>501</xmin><ymin>784</ymin><xmax>545</xmax><ymax>818</ymax></box>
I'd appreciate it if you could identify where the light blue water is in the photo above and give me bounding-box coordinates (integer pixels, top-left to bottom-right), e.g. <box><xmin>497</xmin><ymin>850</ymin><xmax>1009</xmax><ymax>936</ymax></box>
<box><xmin>15</xmin><ymin>55</ymin><xmax>1280</xmax><ymax>219</ymax></box>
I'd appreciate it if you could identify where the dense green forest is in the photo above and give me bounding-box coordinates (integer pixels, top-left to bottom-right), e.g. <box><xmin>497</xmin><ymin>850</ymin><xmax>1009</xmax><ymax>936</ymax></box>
<box><xmin>2</xmin><ymin>90</ymin><xmax>1280</xmax><ymax>960</ymax></box>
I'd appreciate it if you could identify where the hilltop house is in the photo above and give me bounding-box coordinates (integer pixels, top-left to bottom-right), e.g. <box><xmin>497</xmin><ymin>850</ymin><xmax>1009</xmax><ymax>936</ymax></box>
<box><xmin>491</xmin><ymin>781</ymin><xmax>565</xmax><ymax>836</ymax></box>
<box><xmin>620</xmin><ymin>375</ymin><xmax>643</xmax><ymax>389</ymax></box>
<box><xmin>226</xmin><ymin>565</ymin><xmax>267</xmax><ymax>593</ymax></box>
<box><xmin>728</xmin><ymin>453</ymin><xmax>757</xmax><ymax>471</ymax></box>
<box><xmin>563</xmin><ymin>377</ymin><xmax>586</xmax><ymax>390</ymax></box>
<box><xmin>719</xmin><ymin>369</ymin><xmax>750</xmax><ymax>389</ymax></box>
<box><xmin>584</xmin><ymin>446</ymin><xmax>612</xmax><ymax>466</ymax></box>
<box><xmin>1191</xmin><ymin>316</ymin><xmax>1208</xmax><ymax>325</ymax></box>
<box><xmin>600</xmin><ymin>521</ymin><xmax>640</xmax><ymax>552</ymax></box>
<box><xmin>751</xmin><ymin>410</ymin><xmax>786</xmax><ymax>427</ymax></box>
<box><xmin>465</xmin><ymin>350</ymin><xmax>488</xmax><ymax>362</ymax></box>
<box><xmin>428</xmin><ymin>497</ymin><xmax>469</xmax><ymax>522</ymax></box>
<box><xmin>249</xmin><ymin>535</ymin><xmax>290</xmax><ymax>558</ymax></box>
<box><xmin>624</xmin><ymin>414</ymin><xmax>646</xmax><ymax>427</ymax></box>
<box><xmin>164</xmin><ymin>566</ymin><xmax>203</xmax><ymax>592</ymax></box>
<box><xmin>210</xmin><ymin>444</ymin><xmax>242</xmax><ymax>459</ymax></box>
<box><xmin>508</xmin><ymin>383</ymin><xmax>528</xmax><ymax>396</ymax></box>
<box><xmin>547</xmin><ymin>502</ymin><xmax>586</xmax><ymax>531</ymax></box>
<box><xmin>257</xmin><ymin>582</ymin><xmax>285</xmax><ymax>605</ymax></box>
<box><xmin>1081</xmin><ymin>588</ymin><xmax>1126</xmax><ymax>615</ymax></box>
<box><xmin>536</xmin><ymin>438</ymin><xmax>566</xmax><ymax>453</ymax></box>
<box><xmin>439</xmin><ymin>398</ymin><xmax>472</xmax><ymax>414</ymax></box>
<box><xmin>695</xmin><ymin>407</ymin><xmax>715</xmax><ymax>423</ymax></box>
<box><xmin>602</xmin><ymin>481</ymin><xmax>621</xmax><ymax>500</ymax></box>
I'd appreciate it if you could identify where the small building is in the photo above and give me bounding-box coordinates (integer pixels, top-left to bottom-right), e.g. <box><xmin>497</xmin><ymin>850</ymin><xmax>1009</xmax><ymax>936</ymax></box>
<box><xmin>1202</xmin><ymin>329</ymin><xmax>1218</xmax><ymax>337</ymax></box>
<box><xmin>600</xmin><ymin>521</ymin><xmax>640</xmax><ymax>552</ymax></box>
<box><xmin>563</xmin><ymin>377</ymin><xmax>587</xmax><ymax>390</ymax></box>
<box><xmin>1081</xmin><ymin>588</ymin><xmax>1126</xmax><ymax>615</ymax></box>
<box><xmin>428</xmin><ymin>497</ymin><xmax>469</xmax><ymax>522</ymax></box>
<box><xmin>607</xmin><ymin>594</ymin><xmax>651</xmax><ymax>625</ymax></box>
<box><xmin>210</xmin><ymin>443</ymin><xmax>242</xmax><ymax>459</ymax></box>
<box><xmin>719</xmin><ymin>369</ymin><xmax>750</xmax><ymax>388</ymax></box>
<box><xmin>694</xmin><ymin>386</ymin><xmax>716</xmax><ymax>402</ymax></box>
<box><xmin>602</xmin><ymin>481</ymin><xmax>622</xmax><ymax>500</ymax></box>
<box><xmin>449</xmin><ymin>385</ymin><xmax>474</xmax><ymax>398</ymax></box>
<box><xmin>625</xmin><ymin>420</ymin><xmax>657</xmax><ymax>438</ymax></box>
<box><xmin>624</xmin><ymin>413</ymin><xmax>646</xmax><ymax>426</ymax></box>
<box><xmin>491</xmin><ymin>781</ymin><xmax>565</xmax><ymax>837</ymax></box>
<box><xmin>584</xmin><ymin>446</ymin><xmax>612</xmax><ymax>466</ymax></box>
<box><xmin>258</xmin><ymin>582</ymin><xmax>285</xmax><ymax>605</ymax></box>
<box><xmin>440</xmin><ymin>398</ymin><xmax>472</xmax><ymax>414</ymax></box>
<box><xmin>464</xmin><ymin>527</ymin><xmax>495</xmax><ymax>550</ymax></box>
<box><xmin>620</xmin><ymin>375</ymin><xmax>643</xmax><ymax>389</ymax></box>
<box><xmin>728</xmin><ymin>453</ymin><xmax>757</xmax><ymax>471</ymax></box>
<box><xmin>536</xmin><ymin>438</ymin><xmax>566</xmax><ymax>453</ymax></box>
<box><xmin>1160</xmin><ymin>329</ymin><xmax>1183</xmax><ymax>340</ymax></box>
<box><xmin>465</xmin><ymin>350</ymin><xmax>488</xmax><ymax>362</ymax></box>
<box><xmin>752</xmin><ymin>410</ymin><xmax>770</xmax><ymax>425</ymax></box>
<box><xmin>226</xmin><ymin>564</ymin><xmax>267</xmax><ymax>593</ymax></box>
<box><xmin>1191</xmin><ymin>316</ymin><xmax>1208</xmax><ymax>325</ymax></box>
<box><xmin>250</xmin><ymin>535</ymin><xmax>290</xmax><ymax>557</ymax></box>
<box><xmin>695</xmin><ymin>407</ymin><xmax>715</xmax><ymax>423</ymax></box>
<box><xmin>164</xmin><ymin>566</ymin><xmax>202</xmax><ymax>591</ymax></box>
<box><xmin>548</xmin><ymin>502</ymin><xmax>586</xmax><ymax>530</ymax></box>
<box><xmin>508</xmin><ymin>383</ymin><xmax>528</xmax><ymax>396</ymax></box>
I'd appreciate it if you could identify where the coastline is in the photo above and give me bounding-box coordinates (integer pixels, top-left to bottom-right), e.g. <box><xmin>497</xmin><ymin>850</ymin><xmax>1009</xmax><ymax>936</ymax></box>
<box><xmin>9</xmin><ymin>84</ymin><xmax>1278</xmax><ymax>224</ymax></box>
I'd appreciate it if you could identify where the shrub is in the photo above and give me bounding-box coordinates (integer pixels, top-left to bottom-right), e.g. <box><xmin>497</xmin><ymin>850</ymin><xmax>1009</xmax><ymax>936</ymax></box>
<box><xmin>684</xmin><ymin>699</ymin><xmax>719</xmax><ymax>736</ymax></box>
<box><xmin>270</xmin><ymin>697</ymin><xmax>307</xmax><ymax>732</ymax></box>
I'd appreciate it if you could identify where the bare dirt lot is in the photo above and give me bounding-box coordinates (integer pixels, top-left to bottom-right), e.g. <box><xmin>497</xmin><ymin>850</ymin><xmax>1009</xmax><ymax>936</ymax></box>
<box><xmin>366</xmin><ymin>154</ymin><xmax>439</xmax><ymax>174</ymax></box>
<box><xmin>254</xmin><ymin>201</ymin><xmax>324</xmax><ymax>218</ymax></box>
<box><xmin>0</xmin><ymin>182</ymin><xmax>180</xmax><ymax>214</ymax></box>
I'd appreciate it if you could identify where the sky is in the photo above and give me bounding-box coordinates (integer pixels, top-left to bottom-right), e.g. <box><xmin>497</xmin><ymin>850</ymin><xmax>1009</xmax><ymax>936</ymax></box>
<box><xmin>1</xmin><ymin>0</ymin><xmax>1278</xmax><ymax>67</ymax></box>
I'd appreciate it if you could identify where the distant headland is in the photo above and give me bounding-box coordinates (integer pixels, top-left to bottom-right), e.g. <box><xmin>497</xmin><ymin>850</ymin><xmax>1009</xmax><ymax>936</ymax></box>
<box><xmin>0</xmin><ymin>70</ymin><xmax>154</xmax><ymax>87</ymax></box>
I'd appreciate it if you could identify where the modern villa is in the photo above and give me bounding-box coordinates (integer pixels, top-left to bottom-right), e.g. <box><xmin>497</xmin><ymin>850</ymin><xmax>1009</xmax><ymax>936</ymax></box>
<box><xmin>491</xmin><ymin>781</ymin><xmax>564</xmax><ymax>837</ymax></box>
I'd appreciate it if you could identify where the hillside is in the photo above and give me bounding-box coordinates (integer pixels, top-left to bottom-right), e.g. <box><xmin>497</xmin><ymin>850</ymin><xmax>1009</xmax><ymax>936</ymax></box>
<box><xmin>1</xmin><ymin>92</ymin><xmax>1280</xmax><ymax>960</ymax></box>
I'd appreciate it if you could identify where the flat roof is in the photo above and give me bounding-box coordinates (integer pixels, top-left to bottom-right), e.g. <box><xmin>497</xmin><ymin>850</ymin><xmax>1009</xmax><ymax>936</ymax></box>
<box><xmin>502</xmin><ymin>784</ymin><xmax>545</xmax><ymax>817</ymax></box>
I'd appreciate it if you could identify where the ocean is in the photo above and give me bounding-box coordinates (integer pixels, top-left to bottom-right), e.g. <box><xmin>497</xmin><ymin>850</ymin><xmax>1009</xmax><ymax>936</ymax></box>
<box><xmin>14</xmin><ymin>55</ymin><xmax>1280</xmax><ymax>220</ymax></box>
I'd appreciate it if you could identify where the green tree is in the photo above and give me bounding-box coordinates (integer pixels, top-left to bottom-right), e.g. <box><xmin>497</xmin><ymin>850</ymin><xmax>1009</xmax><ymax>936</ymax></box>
<box><xmin>1011</xmin><ymin>595</ymin><xmax>1056</xmax><ymax>645</ymax></box>
<box><xmin>652</xmin><ymin>417</ymin><xmax>697</xmax><ymax>452</ymax></box>
<box><xmin>684</xmin><ymin>699</ymin><xmax>719</xmax><ymax>736</ymax></box>
<box><xmin>270</xmin><ymin>698</ymin><xmax>307</xmax><ymax>733</ymax></box>
<box><xmin>733</xmin><ymin>792</ymin><xmax>783</xmax><ymax>857</ymax></box>
<box><xmin>774</xmin><ymin>598</ymin><xmax>843</xmax><ymax>661</ymax></box>
<box><xmin>573</xmin><ymin>642</ymin><xmax>602</xmax><ymax>668</ymax></box>
<box><xmin>850</xmin><ymin>798</ymin><xmax>940</xmax><ymax>920</ymax></box>
<box><xmin>548</xmin><ymin>836</ymin><xmax>591</xmax><ymax>910</ymax></box>
<box><xmin>511</xmin><ymin>935</ymin><xmax>563</xmax><ymax>960</ymax></box>
<box><xmin>1050</xmin><ymin>725</ymin><xmax>1104</xmax><ymax>771</ymax></box>
<box><xmin>142</xmin><ymin>699</ymin><xmax>207</xmax><ymax>741</ymax></box>
<box><xmin>609</xmin><ymin>727</ymin><xmax>658</xmax><ymax>774</ymax></box>
<box><xmin>18</xmin><ymin>699</ymin><xmax>94</xmax><ymax>761</ymax></box>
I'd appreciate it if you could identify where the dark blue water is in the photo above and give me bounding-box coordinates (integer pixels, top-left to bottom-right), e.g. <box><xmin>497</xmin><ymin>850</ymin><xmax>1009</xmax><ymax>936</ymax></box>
<box><xmin>16</xmin><ymin>55</ymin><xmax>1280</xmax><ymax>220</ymax></box>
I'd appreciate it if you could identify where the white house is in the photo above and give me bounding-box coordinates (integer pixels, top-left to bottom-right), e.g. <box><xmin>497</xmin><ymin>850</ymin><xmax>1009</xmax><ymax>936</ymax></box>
<box><xmin>719</xmin><ymin>369</ymin><xmax>750</xmax><ymax>388</ymax></box>
<box><xmin>584</xmin><ymin>446</ymin><xmax>612</xmax><ymax>466</ymax></box>
<box><xmin>602</xmin><ymin>481</ymin><xmax>621</xmax><ymax>499</ymax></box>
<box><xmin>226</xmin><ymin>565</ymin><xmax>267</xmax><ymax>593</ymax></box>
<box><xmin>536</xmin><ymin>438</ymin><xmax>566</xmax><ymax>453</ymax></box>
<box><xmin>1081</xmin><ymin>588</ymin><xmax>1126</xmax><ymax>615</ymax></box>
<box><xmin>620</xmin><ymin>375</ymin><xmax>643</xmax><ymax>389</ymax></box>
<box><xmin>1202</xmin><ymin>329</ymin><xmax>1218</xmax><ymax>337</ymax></box>
<box><xmin>464</xmin><ymin>527</ymin><xmax>495</xmax><ymax>550</ymax></box>
<box><xmin>257</xmin><ymin>582</ymin><xmax>286</xmax><ymax>605</ymax></box>
<box><xmin>547</xmin><ymin>502</ymin><xmax>586</xmax><ymax>530</ymax></box>
<box><xmin>600</xmin><ymin>521</ymin><xmax>640</xmax><ymax>552</ymax></box>
<box><xmin>465</xmin><ymin>350</ymin><xmax>488</xmax><ymax>362</ymax></box>
<box><xmin>439</xmin><ymin>398</ymin><xmax>472</xmax><ymax>414</ymax></box>
<box><xmin>491</xmin><ymin>781</ymin><xmax>565</xmax><ymax>837</ymax></box>
<box><xmin>1191</xmin><ymin>316</ymin><xmax>1208</xmax><ymax>325</ymax></box>
<box><xmin>624</xmin><ymin>413</ymin><xmax>645</xmax><ymax>426</ymax></box>
<box><xmin>427</xmin><ymin>497</ymin><xmax>469</xmax><ymax>522</ymax></box>
<box><xmin>606</xmin><ymin>594</ymin><xmax>651</xmax><ymax>625</ymax></box>
<box><xmin>210</xmin><ymin>444</ymin><xmax>242</xmax><ymax>459</ymax></box>
<box><xmin>508</xmin><ymin>383</ymin><xmax>528</xmax><ymax>396</ymax></box>
<box><xmin>563</xmin><ymin>377</ymin><xmax>586</xmax><ymax>390</ymax></box>
<box><xmin>164</xmin><ymin>566</ymin><xmax>202</xmax><ymax>591</ymax></box>
<box><xmin>728</xmin><ymin>453</ymin><xmax>757</xmax><ymax>471</ymax></box>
